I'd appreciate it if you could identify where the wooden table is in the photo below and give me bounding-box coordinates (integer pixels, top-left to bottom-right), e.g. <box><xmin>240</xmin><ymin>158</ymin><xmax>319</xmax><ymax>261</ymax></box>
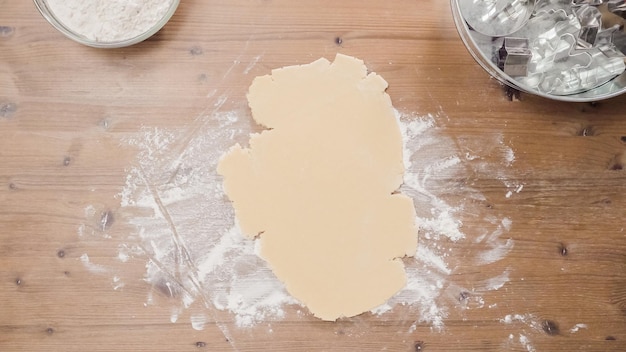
<box><xmin>2</xmin><ymin>1</ymin><xmax>625</xmax><ymax>351</ymax></box>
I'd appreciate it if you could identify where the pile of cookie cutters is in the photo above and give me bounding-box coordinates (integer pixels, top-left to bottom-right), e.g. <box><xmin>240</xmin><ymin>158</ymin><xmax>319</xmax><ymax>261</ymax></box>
<box><xmin>454</xmin><ymin>0</ymin><xmax>626</xmax><ymax>99</ymax></box>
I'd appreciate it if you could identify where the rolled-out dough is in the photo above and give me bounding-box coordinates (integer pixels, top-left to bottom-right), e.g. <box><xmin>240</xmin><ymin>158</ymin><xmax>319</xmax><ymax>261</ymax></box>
<box><xmin>217</xmin><ymin>54</ymin><xmax>418</xmax><ymax>321</ymax></box>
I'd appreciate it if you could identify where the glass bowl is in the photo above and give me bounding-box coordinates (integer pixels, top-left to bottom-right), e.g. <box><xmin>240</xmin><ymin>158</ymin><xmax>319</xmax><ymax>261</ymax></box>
<box><xmin>33</xmin><ymin>0</ymin><xmax>180</xmax><ymax>48</ymax></box>
<box><xmin>450</xmin><ymin>0</ymin><xmax>626</xmax><ymax>102</ymax></box>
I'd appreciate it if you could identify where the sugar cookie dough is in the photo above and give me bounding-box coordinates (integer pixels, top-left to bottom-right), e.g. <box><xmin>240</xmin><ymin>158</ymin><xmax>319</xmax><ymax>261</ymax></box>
<box><xmin>217</xmin><ymin>54</ymin><xmax>418</xmax><ymax>321</ymax></box>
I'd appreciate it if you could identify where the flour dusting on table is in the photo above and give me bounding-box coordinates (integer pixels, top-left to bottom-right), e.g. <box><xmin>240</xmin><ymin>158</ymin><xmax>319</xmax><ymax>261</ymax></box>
<box><xmin>77</xmin><ymin>106</ymin><xmax>519</xmax><ymax>332</ymax></box>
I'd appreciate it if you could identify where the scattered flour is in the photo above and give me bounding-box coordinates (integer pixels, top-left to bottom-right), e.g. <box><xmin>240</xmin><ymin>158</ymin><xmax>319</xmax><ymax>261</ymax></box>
<box><xmin>77</xmin><ymin>105</ymin><xmax>521</xmax><ymax>333</ymax></box>
<box><xmin>569</xmin><ymin>323</ymin><xmax>588</xmax><ymax>333</ymax></box>
<box><xmin>484</xmin><ymin>270</ymin><xmax>511</xmax><ymax>291</ymax></box>
<box><xmin>501</xmin><ymin>313</ymin><xmax>542</xmax><ymax>330</ymax></box>
<box><xmin>112</xmin><ymin>276</ymin><xmax>125</xmax><ymax>291</ymax></box>
<box><xmin>191</xmin><ymin>314</ymin><xmax>207</xmax><ymax>331</ymax></box>
<box><xmin>519</xmin><ymin>334</ymin><xmax>536</xmax><ymax>352</ymax></box>
<box><xmin>504</xmin><ymin>147</ymin><xmax>516</xmax><ymax>166</ymax></box>
<box><xmin>501</xmin><ymin>313</ymin><xmax>543</xmax><ymax>350</ymax></box>
<box><xmin>79</xmin><ymin>253</ymin><xmax>108</xmax><ymax>274</ymax></box>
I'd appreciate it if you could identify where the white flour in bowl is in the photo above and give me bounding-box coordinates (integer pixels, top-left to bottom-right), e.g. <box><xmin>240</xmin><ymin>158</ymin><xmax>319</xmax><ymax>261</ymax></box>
<box><xmin>46</xmin><ymin>0</ymin><xmax>175</xmax><ymax>42</ymax></box>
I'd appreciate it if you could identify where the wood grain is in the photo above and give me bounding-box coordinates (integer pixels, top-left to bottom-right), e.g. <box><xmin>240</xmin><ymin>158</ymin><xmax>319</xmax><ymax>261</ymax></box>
<box><xmin>1</xmin><ymin>0</ymin><xmax>626</xmax><ymax>351</ymax></box>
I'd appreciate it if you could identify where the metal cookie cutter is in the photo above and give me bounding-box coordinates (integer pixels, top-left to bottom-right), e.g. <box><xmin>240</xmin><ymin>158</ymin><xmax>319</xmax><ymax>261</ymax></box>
<box><xmin>529</xmin><ymin>32</ymin><xmax>625</xmax><ymax>95</ymax></box>
<box><xmin>535</xmin><ymin>0</ymin><xmax>577</xmax><ymax>15</ymax></box>
<box><xmin>608</xmin><ymin>0</ymin><xmax>626</xmax><ymax>18</ymax></box>
<box><xmin>553</xmin><ymin>33</ymin><xmax>593</xmax><ymax>64</ymax></box>
<box><xmin>571</xmin><ymin>0</ymin><xmax>606</xmax><ymax>7</ymax></box>
<box><xmin>575</xmin><ymin>5</ymin><xmax>603</xmax><ymax>48</ymax></box>
<box><xmin>595</xmin><ymin>24</ymin><xmax>620</xmax><ymax>48</ymax></box>
<box><xmin>498</xmin><ymin>37</ymin><xmax>533</xmax><ymax>76</ymax></box>
<box><xmin>458</xmin><ymin>0</ymin><xmax>537</xmax><ymax>37</ymax></box>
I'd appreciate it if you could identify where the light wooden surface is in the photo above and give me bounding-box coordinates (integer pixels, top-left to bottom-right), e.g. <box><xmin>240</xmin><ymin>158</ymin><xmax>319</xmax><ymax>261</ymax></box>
<box><xmin>2</xmin><ymin>1</ymin><xmax>626</xmax><ymax>351</ymax></box>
